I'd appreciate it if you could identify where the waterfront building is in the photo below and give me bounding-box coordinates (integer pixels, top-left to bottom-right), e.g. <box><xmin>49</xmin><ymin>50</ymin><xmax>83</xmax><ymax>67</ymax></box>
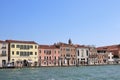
<box><xmin>89</xmin><ymin>46</ymin><xmax>98</xmax><ymax>65</ymax></box>
<box><xmin>0</xmin><ymin>40</ymin><xmax>8</xmax><ymax>67</ymax></box>
<box><xmin>38</xmin><ymin>45</ymin><xmax>60</xmax><ymax>66</ymax></box>
<box><xmin>76</xmin><ymin>45</ymin><xmax>89</xmax><ymax>65</ymax></box>
<box><xmin>55</xmin><ymin>39</ymin><xmax>76</xmax><ymax>66</ymax></box>
<box><xmin>6</xmin><ymin>40</ymin><xmax>38</xmax><ymax>67</ymax></box>
<box><xmin>97</xmin><ymin>48</ymin><xmax>108</xmax><ymax>65</ymax></box>
<box><xmin>97</xmin><ymin>45</ymin><xmax>120</xmax><ymax>64</ymax></box>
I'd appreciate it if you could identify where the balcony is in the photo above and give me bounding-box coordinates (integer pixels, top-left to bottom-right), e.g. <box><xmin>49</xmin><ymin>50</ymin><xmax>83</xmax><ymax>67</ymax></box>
<box><xmin>0</xmin><ymin>53</ymin><xmax>7</xmax><ymax>57</ymax></box>
<box><xmin>65</xmin><ymin>54</ymin><xmax>71</xmax><ymax>59</ymax></box>
<box><xmin>1</xmin><ymin>47</ymin><xmax>6</xmax><ymax>49</ymax></box>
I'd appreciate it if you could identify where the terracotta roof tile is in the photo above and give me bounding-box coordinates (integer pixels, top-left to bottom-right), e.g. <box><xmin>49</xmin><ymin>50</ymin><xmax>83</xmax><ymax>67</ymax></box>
<box><xmin>39</xmin><ymin>45</ymin><xmax>59</xmax><ymax>49</ymax></box>
<box><xmin>6</xmin><ymin>40</ymin><xmax>38</xmax><ymax>44</ymax></box>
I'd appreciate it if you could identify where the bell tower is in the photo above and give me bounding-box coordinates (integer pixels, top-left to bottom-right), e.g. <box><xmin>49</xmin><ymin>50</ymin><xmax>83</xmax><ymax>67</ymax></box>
<box><xmin>68</xmin><ymin>38</ymin><xmax>72</xmax><ymax>45</ymax></box>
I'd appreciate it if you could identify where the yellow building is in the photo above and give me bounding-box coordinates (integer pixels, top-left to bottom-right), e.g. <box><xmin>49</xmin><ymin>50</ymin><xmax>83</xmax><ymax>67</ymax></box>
<box><xmin>6</xmin><ymin>40</ymin><xmax>38</xmax><ymax>67</ymax></box>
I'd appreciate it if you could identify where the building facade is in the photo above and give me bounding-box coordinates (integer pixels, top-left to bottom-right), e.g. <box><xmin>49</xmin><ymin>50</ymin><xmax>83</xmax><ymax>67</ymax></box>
<box><xmin>97</xmin><ymin>45</ymin><xmax>120</xmax><ymax>64</ymax></box>
<box><xmin>97</xmin><ymin>49</ymin><xmax>108</xmax><ymax>65</ymax></box>
<box><xmin>76</xmin><ymin>45</ymin><xmax>89</xmax><ymax>65</ymax></box>
<box><xmin>89</xmin><ymin>46</ymin><xmax>98</xmax><ymax>65</ymax></box>
<box><xmin>56</xmin><ymin>41</ymin><xmax>76</xmax><ymax>66</ymax></box>
<box><xmin>6</xmin><ymin>40</ymin><xmax>38</xmax><ymax>67</ymax></box>
<box><xmin>38</xmin><ymin>45</ymin><xmax>60</xmax><ymax>66</ymax></box>
<box><xmin>0</xmin><ymin>40</ymin><xmax>8</xmax><ymax>67</ymax></box>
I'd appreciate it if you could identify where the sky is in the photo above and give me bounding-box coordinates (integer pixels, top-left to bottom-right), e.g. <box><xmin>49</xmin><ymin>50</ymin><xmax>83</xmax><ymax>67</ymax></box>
<box><xmin>0</xmin><ymin>0</ymin><xmax>120</xmax><ymax>47</ymax></box>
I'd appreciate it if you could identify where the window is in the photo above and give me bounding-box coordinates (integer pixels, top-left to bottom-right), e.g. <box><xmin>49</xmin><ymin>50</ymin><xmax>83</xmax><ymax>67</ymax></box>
<box><xmin>81</xmin><ymin>58</ymin><xmax>85</xmax><ymax>60</ymax></box>
<box><xmin>16</xmin><ymin>51</ymin><xmax>19</xmax><ymax>55</ymax></box>
<box><xmin>47</xmin><ymin>56</ymin><xmax>48</xmax><ymax>60</ymax></box>
<box><xmin>12</xmin><ymin>51</ymin><xmax>14</xmax><ymax>55</ymax></box>
<box><xmin>44</xmin><ymin>62</ymin><xmax>46</xmax><ymax>64</ymax></box>
<box><xmin>49</xmin><ymin>56</ymin><xmax>51</xmax><ymax>60</ymax></box>
<box><xmin>55</xmin><ymin>50</ymin><xmax>56</xmax><ymax>54</ymax></box>
<box><xmin>86</xmin><ymin>50</ymin><xmax>89</xmax><ymax>56</ymax></box>
<box><xmin>44</xmin><ymin>56</ymin><xmax>46</xmax><ymax>60</ymax></box>
<box><xmin>20</xmin><ymin>52</ymin><xmax>23</xmax><ymax>56</ymax></box>
<box><xmin>49</xmin><ymin>51</ymin><xmax>51</xmax><ymax>54</ymax></box>
<box><xmin>2</xmin><ymin>60</ymin><xmax>6</xmax><ymax>66</ymax></box>
<box><xmin>2</xmin><ymin>51</ymin><xmax>6</xmax><ymax>56</ymax></box>
<box><xmin>2</xmin><ymin>43</ymin><xmax>6</xmax><ymax>49</ymax></box>
<box><xmin>66</xmin><ymin>53</ymin><xmax>70</xmax><ymax>57</ymax></box>
<box><xmin>20</xmin><ymin>45</ymin><xmax>23</xmax><ymax>49</ymax></box>
<box><xmin>44</xmin><ymin>50</ymin><xmax>46</xmax><ymax>53</ymax></box>
<box><xmin>26</xmin><ymin>52</ymin><xmax>29</xmax><ymax>56</ymax></box>
<box><xmin>30</xmin><ymin>45</ymin><xmax>33</xmax><ymax>49</ymax></box>
<box><xmin>78</xmin><ymin>50</ymin><xmax>79</xmax><ymax>56</ymax></box>
<box><xmin>54</xmin><ymin>57</ymin><xmax>56</xmax><ymax>60</ymax></box>
<box><xmin>66</xmin><ymin>48</ymin><xmax>70</xmax><ymax>51</ymax></box>
<box><xmin>35</xmin><ymin>52</ymin><xmax>37</xmax><ymax>55</ymax></box>
<box><xmin>11</xmin><ymin>44</ymin><xmax>15</xmax><ymax>48</ymax></box>
<box><xmin>30</xmin><ymin>52</ymin><xmax>33</xmax><ymax>55</ymax></box>
<box><xmin>20</xmin><ymin>51</ymin><xmax>29</xmax><ymax>56</ymax></box>
<box><xmin>39</xmin><ymin>56</ymin><xmax>41</xmax><ymax>59</ymax></box>
<box><xmin>24</xmin><ymin>45</ymin><xmax>26</xmax><ymax>49</ymax></box>
<box><xmin>16</xmin><ymin>45</ymin><xmax>20</xmax><ymax>48</ymax></box>
<box><xmin>81</xmin><ymin>49</ymin><xmax>84</xmax><ymax>57</ymax></box>
<box><xmin>26</xmin><ymin>45</ymin><xmax>29</xmax><ymax>49</ymax></box>
<box><xmin>23</xmin><ymin>52</ymin><xmax>26</xmax><ymax>56</ymax></box>
<box><xmin>2</xmin><ymin>43</ymin><xmax>6</xmax><ymax>47</ymax></box>
<box><xmin>35</xmin><ymin>46</ymin><xmax>37</xmax><ymax>49</ymax></box>
<box><xmin>39</xmin><ymin>50</ymin><xmax>41</xmax><ymax>53</ymax></box>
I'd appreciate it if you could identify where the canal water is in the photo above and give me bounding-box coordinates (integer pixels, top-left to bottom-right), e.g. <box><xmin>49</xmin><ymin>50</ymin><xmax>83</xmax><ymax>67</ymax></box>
<box><xmin>0</xmin><ymin>65</ymin><xmax>120</xmax><ymax>80</ymax></box>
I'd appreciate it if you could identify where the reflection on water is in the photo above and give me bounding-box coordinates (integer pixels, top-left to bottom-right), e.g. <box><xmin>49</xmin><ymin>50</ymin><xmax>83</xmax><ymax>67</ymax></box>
<box><xmin>0</xmin><ymin>65</ymin><xmax>120</xmax><ymax>80</ymax></box>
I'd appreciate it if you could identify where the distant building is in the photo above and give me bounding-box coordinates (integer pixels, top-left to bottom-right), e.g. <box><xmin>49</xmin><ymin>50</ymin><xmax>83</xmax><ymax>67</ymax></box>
<box><xmin>76</xmin><ymin>45</ymin><xmax>89</xmax><ymax>65</ymax></box>
<box><xmin>89</xmin><ymin>46</ymin><xmax>98</xmax><ymax>65</ymax></box>
<box><xmin>6</xmin><ymin>40</ymin><xmax>38</xmax><ymax>67</ymax></box>
<box><xmin>0</xmin><ymin>40</ymin><xmax>8</xmax><ymax>67</ymax></box>
<box><xmin>97</xmin><ymin>45</ymin><xmax>120</xmax><ymax>64</ymax></box>
<box><xmin>97</xmin><ymin>48</ymin><xmax>108</xmax><ymax>65</ymax></box>
<box><xmin>56</xmin><ymin>40</ymin><xmax>76</xmax><ymax>66</ymax></box>
<box><xmin>38</xmin><ymin>45</ymin><xmax>60</xmax><ymax>66</ymax></box>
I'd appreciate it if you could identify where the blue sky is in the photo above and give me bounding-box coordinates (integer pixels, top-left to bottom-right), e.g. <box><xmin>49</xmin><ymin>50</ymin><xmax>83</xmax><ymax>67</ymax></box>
<box><xmin>0</xmin><ymin>0</ymin><xmax>120</xmax><ymax>46</ymax></box>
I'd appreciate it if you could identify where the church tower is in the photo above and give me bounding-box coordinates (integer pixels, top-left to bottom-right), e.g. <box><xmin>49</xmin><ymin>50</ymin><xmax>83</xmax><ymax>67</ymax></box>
<box><xmin>68</xmin><ymin>38</ymin><xmax>72</xmax><ymax>45</ymax></box>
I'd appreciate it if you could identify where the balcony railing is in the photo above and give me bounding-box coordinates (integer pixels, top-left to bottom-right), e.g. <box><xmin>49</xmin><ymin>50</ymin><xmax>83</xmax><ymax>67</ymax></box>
<box><xmin>0</xmin><ymin>53</ymin><xmax>7</xmax><ymax>57</ymax></box>
<box><xmin>1</xmin><ymin>47</ymin><xmax>6</xmax><ymax>49</ymax></box>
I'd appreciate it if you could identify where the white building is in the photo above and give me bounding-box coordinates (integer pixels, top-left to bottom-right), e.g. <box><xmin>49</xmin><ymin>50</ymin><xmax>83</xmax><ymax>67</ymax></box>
<box><xmin>76</xmin><ymin>46</ymin><xmax>89</xmax><ymax>65</ymax></box>
<box><xmin>0</xmin><ymin>40</ymin><xmax>8</xmax><ymax>67</ymax></box>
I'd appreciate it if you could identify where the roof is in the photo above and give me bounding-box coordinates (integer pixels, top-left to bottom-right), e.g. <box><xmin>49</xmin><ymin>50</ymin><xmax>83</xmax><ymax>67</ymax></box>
<box><xmin>97</xmin><ymin>47</ymin><xmax>107</xmax><ymax>51</ymax></box>
<box><xmin>0</xmin><ymin>40</ymin><xmax>8</xmax><ymax>43</ymax></box>
<box><xmin>55</xmin><ymin>42</ymin><xmax>75</xmax><ymax>47</ymax></box>
<box><xmin>97</xmin><ymin>45</ymin><xmax>120</xmax><ymax>56</ymax></box>
<box><xmin>97</xmin><ymin>44</ymin><xmax>120</xmax><ymax>49</ymax></box>
<box><xmin>6</xmin><ymin>40</ymin><xmax>38</xmax><ymax>44</ymax></box>
<box><xmin>75</xmin><ymin>45</ymin><xmax>89</xmax><ymax>48</ymax></box>
<box><xmin>39</xmin><ymin>45</ymin><xmax>59</xmax><ymax>49</ymax></box>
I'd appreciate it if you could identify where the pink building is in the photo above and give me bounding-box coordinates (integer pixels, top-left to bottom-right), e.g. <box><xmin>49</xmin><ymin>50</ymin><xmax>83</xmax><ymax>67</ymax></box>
<box><xmin>38</xmin><ymin>45</ymin><xmax>60</xmax><ymax>66</ymax></box>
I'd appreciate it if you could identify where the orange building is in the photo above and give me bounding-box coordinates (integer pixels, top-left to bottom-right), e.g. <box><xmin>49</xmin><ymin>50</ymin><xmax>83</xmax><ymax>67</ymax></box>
<box><xmin>55</xmin><ymin>41</ymin><xmax>76</xmax><ymax>66</ymax></box>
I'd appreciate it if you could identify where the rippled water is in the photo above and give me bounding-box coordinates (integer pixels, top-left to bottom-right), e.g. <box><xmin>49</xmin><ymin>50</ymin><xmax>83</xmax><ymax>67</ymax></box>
<box><xmin>0</xmin><ymin>65</ymin><xmax>120</xmax><ymax>80</ymax></box>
